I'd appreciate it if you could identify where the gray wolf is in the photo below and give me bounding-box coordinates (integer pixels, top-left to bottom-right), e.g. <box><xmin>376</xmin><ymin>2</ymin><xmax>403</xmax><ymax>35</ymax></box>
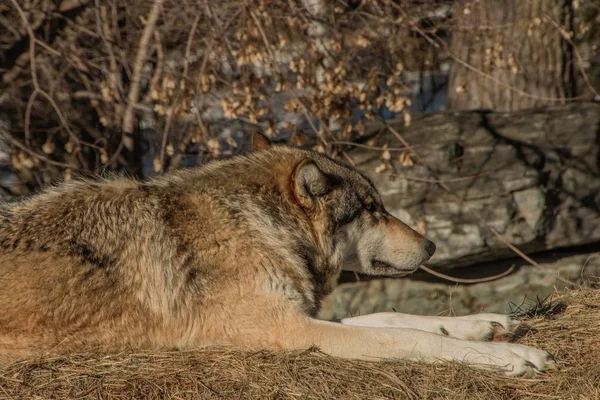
<box><xmin>0</xmin><ymin>132</ymin><xmax>556</xmax><ymax>377</ymax></box>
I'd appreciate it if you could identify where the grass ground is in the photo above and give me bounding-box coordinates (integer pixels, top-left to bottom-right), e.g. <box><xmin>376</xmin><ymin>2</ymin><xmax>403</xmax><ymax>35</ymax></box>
<box><xmin>1</xmin><ymin>288</ymin><xmax>599</xmax><ymax>399</ymax></box>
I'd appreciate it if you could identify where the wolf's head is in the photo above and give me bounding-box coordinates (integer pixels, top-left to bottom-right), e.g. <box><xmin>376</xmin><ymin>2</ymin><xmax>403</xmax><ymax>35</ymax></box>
<box><xmin>252</xmin><ymin>132</ymin><xmax>435</xmax><ymax>277</ymax></box>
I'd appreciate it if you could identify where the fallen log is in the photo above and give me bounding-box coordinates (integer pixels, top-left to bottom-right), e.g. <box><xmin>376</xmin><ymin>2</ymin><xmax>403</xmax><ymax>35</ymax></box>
<box><xmin>343</xmin><ymin>102</ymin><xmax>600</xmax><ymax>269</ymax></box>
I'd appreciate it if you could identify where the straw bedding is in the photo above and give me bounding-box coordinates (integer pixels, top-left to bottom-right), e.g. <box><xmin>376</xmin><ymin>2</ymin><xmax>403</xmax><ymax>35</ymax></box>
<box><xmin>1</xmin><ymin>288</ymin><xmax>599</xmax><ymax>399</ymax></box>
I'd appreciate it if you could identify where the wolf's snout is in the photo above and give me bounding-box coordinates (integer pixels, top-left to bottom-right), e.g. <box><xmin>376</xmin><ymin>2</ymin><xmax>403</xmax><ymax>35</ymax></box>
<box><xmin>424</xmin><ymin>239</ymin><xmax>436</xmax><ymax>257</ymax></box>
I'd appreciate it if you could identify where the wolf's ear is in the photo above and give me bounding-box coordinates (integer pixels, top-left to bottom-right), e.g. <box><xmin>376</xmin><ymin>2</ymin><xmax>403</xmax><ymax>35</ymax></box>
<box><xmin>292</xmin><ymin>159</ymin><xmax>335</xmax><ymax>209</ymax></box>
<box><xmin>252</xmin><ymin>131</ymin><xmax>272</xmax><ymax>151</ymax></box>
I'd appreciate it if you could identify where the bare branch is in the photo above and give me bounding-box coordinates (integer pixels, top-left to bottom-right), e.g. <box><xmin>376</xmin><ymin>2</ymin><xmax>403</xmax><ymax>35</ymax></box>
<box><xmin>122</xmin><ymin>0</ymin><xmax>164</xmax><ymax>150</ymax></box>
<box><xmin>419</xmin><ymin>264</ymin><xmax>516</xmax><ymax>284</ymax></box>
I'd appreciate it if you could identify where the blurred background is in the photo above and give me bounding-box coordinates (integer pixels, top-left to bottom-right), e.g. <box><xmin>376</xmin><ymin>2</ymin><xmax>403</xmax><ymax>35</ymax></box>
<box><xmin>1</xmin><ymin>0</ymin><xmax>599</xmax><ymax>318</ymax></box>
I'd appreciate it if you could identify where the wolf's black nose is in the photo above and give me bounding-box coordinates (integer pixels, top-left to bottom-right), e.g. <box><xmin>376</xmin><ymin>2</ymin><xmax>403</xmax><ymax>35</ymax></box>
<box><xmin>424</xmin><ymin>240</ymin><xmax>436</xmax><ymax>257</ymax></box>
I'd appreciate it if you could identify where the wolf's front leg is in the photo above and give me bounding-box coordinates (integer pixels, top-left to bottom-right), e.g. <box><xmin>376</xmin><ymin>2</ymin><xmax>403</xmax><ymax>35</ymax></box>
<box><xmin>281</xmin><ymin>317</ymin><xmax>556</xmax><ymax>378</ymax></box>
<box><xmin>339</xmin><ymin>312</ymin><xmax>520</xmax><ymax>341</ymax></box>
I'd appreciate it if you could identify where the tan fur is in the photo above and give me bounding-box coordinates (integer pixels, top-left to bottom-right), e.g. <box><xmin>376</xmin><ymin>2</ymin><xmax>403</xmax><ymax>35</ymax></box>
<box><xmin>0</xmin><ymin>133</ymin><xmax>556</xmax><ymax>377</ymax></box>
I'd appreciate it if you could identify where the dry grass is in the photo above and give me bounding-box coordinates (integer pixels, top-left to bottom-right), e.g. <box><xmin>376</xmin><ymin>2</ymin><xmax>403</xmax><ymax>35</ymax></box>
<box><xmin>1</xmin><ymin>288</ymin><xmax>600</xmax><ymax>400</ymax></box>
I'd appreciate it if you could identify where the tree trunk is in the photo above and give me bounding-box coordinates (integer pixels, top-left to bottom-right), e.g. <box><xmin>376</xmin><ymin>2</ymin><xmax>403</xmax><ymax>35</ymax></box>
<box><xmin>342</xmin><ymin>102</ymin><xmax>600</xmax><ymax>269</ymax></box>
<box><xmin>447</xmin><ymin>0</ymin><xmax>575</xmax><ymax>111</ymax></box>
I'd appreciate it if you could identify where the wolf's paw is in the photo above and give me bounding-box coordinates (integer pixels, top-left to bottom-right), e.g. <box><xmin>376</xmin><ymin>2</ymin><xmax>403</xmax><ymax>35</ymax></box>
<box><xmin>459</xmin><ymin>342</ymin><xmax>558</xmax><ymax>377</ymax></box>
<box><xmin>435</xmin><ymin>319</ymin><xmax>500</xmax><ymax>341</ymax></box>
<box><xmin>453</xmin><ymin>313</ymin><xmax>529</xmax><ymax>341</ymax></box>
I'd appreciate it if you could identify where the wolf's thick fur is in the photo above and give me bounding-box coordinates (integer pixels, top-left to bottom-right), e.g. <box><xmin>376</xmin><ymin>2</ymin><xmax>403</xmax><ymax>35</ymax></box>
<box><xmin>0</xmin><ymin>133</ymin><xmax>556</xmax><ymax>376</ymax></box>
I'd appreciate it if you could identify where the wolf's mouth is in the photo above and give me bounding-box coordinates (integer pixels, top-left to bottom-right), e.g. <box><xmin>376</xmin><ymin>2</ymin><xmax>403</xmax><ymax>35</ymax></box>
<box><xmin>371</xmin><ymin>258</ymin><xmax>413</xmax><ymax>275</ymax></box>
<box><xmin>371</xmin><ymin>259</ymin><xmax>392</xmax><ymax>269</ymax></box>
<box><xmin>371</xmin><ymin>259</ymin><xmax>410</xmax><ymax>273</ymax></box>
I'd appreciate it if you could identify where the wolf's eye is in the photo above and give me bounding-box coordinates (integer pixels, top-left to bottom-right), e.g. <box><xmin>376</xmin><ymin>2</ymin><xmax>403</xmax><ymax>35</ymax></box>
<box><xmin>365</xmin><ymin>201</ymin><xmax>377</xmax><ymax>213</ymax></box>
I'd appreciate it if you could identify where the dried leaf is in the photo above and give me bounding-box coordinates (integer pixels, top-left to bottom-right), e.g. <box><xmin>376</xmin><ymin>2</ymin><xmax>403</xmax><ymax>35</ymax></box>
<box><xmin>403</xmin><ymin>110</ymin><xmax>412</xmax><ymax>127</ymax></box>
<box><xmin>153</xmin><ymin>157</ymin><xmax>162</xmax><ymax>173</ymax></box>
<box><xmin>42</xmin><ymin>140</ymin><xmax>55</xmax><ymax>155</ymax></box>
<box><xmin>381</xmin><ymin>144</ymin><xmax>391</xmax><ymax>161</ymax></box>
<box><xmin>374</xmin><ymin>163</ymin><xmax>387</xmax><ymax>174</ymax></box>
<box><xmin>399</xmin><ymin>151</ymin><xmax>414</xmax><ymax>167</ymax></box>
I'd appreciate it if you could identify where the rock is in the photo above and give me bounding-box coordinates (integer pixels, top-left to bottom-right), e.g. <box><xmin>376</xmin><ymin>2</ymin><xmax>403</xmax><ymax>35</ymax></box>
<box><xmin>320</xmin><ymin>251</ymin><xmax>600</xmax><ymax>320</ymax></box>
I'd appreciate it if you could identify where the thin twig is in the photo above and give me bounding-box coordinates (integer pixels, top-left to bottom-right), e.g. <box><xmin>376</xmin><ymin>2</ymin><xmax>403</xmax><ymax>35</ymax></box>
<box><xmin>158</xmin><ymin>14</ymin><xmax>200</xmax><ymax>173</ymax></box>
<box><xmin>183</xmin><ymin>15</ymin><xmax>201</xmax><ymax>82</ymax></box>
<box><xmin>1</xmin><ymin>131</ymin><xmax>78</xmax><ymax>170</ymax></box>
<box><xmin>330</xmin><ymin>140</ymin><xmax>409</xmax><ymax>152</ymax></box>
<box><xmin>99</xmin><ymin>2</ymin><xmax>123</xmax><ymax>117</ymax></box>
<box><xmin>389</xmin><ymin>169</ymin><xmax>498</xmax><ymax>184</ymax></box>
<box><xmin>10</xmin><ymin>0</ymin><xmax>81</xmax><ymax>149</ymax></box>
<box><xmin>142</xmin><ymin>29</ymin><xmax>165</xmax><ymax>105</ymax></box>
<box><xmin>580</xmin><ymin>255</ymin><xmax>593</xmax><ymax>283</ymax></box>
<box><xmin>122</xmin><ymin>0</ymin><xmax>165</xmax><ymax>150</ymax></box>
<box><xmin>419</xmin><ymin>264</ymin><xmax>516</xmax><ymax>284</ymax></box>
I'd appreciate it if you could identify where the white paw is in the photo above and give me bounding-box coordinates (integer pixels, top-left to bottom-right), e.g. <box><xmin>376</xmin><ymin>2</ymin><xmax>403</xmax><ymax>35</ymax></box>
<box><xmin>454</xmin><ymin>313</ymin><xmax>523</xmax><ymax>341</ymax></box>
<box><xmin>435</xmin><ymin>318</ymin><xmax>499</xmax><ymax>341</ymax></box>
<box><xmin>454</xmin><ymin>341</ymin><xmax>558</xmax><ymax>377</ymax></box>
